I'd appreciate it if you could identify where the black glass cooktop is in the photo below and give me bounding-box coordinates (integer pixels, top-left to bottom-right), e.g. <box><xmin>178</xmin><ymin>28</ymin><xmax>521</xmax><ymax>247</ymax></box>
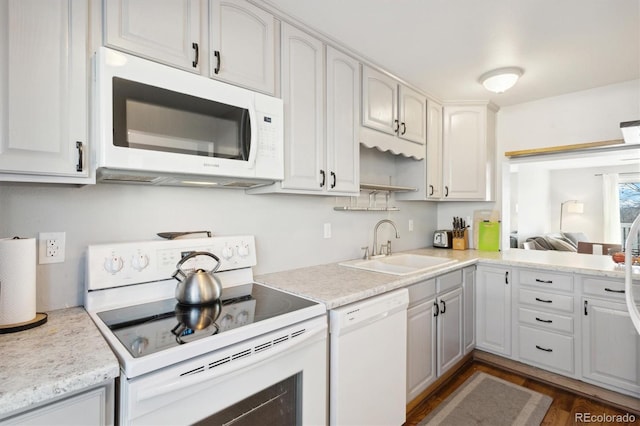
<box><xmin>97</xmin><ymin>283</ymin><xmax>317</xmax><ymax>358</ymax></box>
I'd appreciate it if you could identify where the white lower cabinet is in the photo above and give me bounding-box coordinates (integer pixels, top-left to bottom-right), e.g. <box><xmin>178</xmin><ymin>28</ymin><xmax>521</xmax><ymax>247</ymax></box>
<box><xmin>0</xmin><ymin>382</ymin><xmax>114</xmax><ymax>425</ymax></box>
<box><xmin>462</xmin><ymin>266</ymin><xmax>476</xmax><ymax>354</ymax></box>
<box><xmin>407</xmin><ymin>291</ymin><xmax>437</xmax><ymax>403</ymax></box>
<box><xmin>580</xmin><ymin>274</ymin><xmax>640</xmax><ymax>397</ymax></box>
<box><xmin>475</xmin><ymin>265</ymin><xmax>511</xmax><ymax>356</ymax></box>
<box><xmin>437</xmin><ymin>286</ymin><xmax>463</xmax><ymax>376</ymax></box>
<box><xmin>407</xmin><ymin>269</ymin><xmax>471</xmax><ymax>404</ymax></box>
<box><xmin>513</xmin><ymin>269</ymin><xmax>576</xmax><ymax>376</ymax></box>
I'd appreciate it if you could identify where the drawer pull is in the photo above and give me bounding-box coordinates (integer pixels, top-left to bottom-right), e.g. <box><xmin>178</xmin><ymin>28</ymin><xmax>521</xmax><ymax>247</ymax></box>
<box><xmin>535</xmin><ymin>317</ymin><xmax>553</xmax><ymax>324</ymax></box>
<box><xmin>604</xmin><ymin>287</ymin><xmax>625</xmax><ymax>294</ymax></box>
<box><xmin>535</xmin><ymin>345</ymin><xmax>553</xmax><ymax>352</ymax></box>
<box><xmin>535</xmin><ymin>297</ymin><xmax>553</xmax><ymax>303</ymax></box>
<box><xmin>535</xmin><ymin>278</ymin><xmax>553</xmax><ymax>284</ymax></box>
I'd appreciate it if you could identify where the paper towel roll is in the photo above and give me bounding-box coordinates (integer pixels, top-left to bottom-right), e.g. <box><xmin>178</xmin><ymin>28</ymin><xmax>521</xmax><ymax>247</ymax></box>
<box><xmin>0</xmin><ymin>237</ymin><xmax>36</xmax><ymax>325</ymax></box>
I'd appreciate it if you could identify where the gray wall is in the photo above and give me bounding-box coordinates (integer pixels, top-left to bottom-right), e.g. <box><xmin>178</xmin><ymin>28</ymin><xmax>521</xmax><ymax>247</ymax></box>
<box><xmin>0</xmin><ymin>180</ymin><xmax>437</xmax><ymax>311</ymax></box>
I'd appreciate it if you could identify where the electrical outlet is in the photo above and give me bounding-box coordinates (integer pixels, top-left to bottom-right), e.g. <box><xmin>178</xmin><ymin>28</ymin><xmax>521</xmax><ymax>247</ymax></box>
<box><xmin>408</xmin><ymin>219</ymin><xmax>414</xmax><ymax>232</ymax></box>
<box><xmin>39</xmin><ymin>232</ymin><xmax>66</xmax><ymax>264</ymax></box>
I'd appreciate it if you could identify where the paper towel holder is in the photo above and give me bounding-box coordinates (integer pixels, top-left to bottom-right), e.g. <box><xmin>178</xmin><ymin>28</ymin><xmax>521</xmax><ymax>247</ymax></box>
<box><xmin>0</xmin><ymin>312</ymin><xmax>48</xmax><ymax>334</ymax></box>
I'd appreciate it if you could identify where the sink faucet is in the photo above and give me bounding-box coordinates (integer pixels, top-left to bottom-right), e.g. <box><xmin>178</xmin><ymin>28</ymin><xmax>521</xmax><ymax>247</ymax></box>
<box><xmin>372</xmin><ymin>219</ymin><xmax>400</xmax><ymax>256</ymax></box>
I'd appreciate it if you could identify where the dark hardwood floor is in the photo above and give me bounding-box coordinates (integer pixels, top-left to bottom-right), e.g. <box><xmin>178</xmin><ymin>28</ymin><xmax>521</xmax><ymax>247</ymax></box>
<box><xmin>405</xmin><ymin>361</ymin><xmax>638</xmax><ymax>426</ymax></box>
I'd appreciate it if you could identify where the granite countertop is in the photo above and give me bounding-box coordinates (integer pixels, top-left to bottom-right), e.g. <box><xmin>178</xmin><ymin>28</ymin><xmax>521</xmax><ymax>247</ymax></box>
<box><xmin>0</xmin><ymin>307</ymin><xmax>119</xmax><ymax>419</ymax></box>
<box><xmin>256</xmin><ymin>248</ymin><xmax>640</xmax><ymax>309</ymax></box>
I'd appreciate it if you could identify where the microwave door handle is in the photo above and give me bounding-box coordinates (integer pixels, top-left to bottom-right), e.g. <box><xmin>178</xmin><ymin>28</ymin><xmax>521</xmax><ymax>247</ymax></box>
<box><xmin>245</xmin><ymin>101</ymin><xmax>258</xmax><ymax>168</ymax></box>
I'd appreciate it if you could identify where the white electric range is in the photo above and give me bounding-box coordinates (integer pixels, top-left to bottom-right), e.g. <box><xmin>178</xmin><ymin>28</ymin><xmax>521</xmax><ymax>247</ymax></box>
<box><xmin>85</xmin><ymin>235</ymin><xmax>327</xmax><ymax>425</ymax></box>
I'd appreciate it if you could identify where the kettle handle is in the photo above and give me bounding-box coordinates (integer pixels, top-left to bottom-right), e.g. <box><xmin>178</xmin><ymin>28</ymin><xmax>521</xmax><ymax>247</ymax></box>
<box><xmin>175</xmin><ymin>251</ymin><xmax>221</xmax><ymax>275</ymax></box>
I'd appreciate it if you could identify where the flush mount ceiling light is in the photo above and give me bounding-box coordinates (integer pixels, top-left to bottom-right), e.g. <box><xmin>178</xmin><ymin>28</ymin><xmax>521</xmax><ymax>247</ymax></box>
<box><xmin>479</xmin><ymin>67</ymin><xmax>524</xmax><ymax>93</ymax></box>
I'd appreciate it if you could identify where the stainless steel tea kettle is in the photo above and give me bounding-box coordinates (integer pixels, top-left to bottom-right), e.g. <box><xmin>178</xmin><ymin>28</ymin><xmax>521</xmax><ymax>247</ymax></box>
<box><xmin>172</xmin><ymin>251</ymin><xmax>222</xmax><ymax>305</ymax></box>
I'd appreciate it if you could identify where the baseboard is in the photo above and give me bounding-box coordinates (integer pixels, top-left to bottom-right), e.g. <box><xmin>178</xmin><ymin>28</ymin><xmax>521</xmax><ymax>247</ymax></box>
<box><xmin>473</xmin><ymin>350</ymin><xmax>640</xmax><ymax>415</ymax></box>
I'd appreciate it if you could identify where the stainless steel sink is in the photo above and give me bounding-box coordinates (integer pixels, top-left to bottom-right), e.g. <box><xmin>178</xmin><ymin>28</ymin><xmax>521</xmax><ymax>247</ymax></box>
<box><xmin>339</xmin><ymin>253</ymin><xmax>458</xmax><ymax>276</ymax></box>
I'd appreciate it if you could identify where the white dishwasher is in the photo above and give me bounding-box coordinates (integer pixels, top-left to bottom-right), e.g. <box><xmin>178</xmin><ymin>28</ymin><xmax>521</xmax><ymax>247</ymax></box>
<box><xmin>329</xmin><ymin>288</ymin><xmax>409</xmax><ymax>426</ymax></box>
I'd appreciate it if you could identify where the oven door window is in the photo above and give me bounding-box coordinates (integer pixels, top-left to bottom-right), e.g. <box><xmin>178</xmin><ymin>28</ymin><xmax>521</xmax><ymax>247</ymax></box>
<box><xmin>112</xmin><ymin>77</ymin><xmax>251</xmax><ymax>160</ymax></box>
<box><xmin>195</xmin><ymin>373</ymin><xmax>301</xmax><ymax>426</ymax></box>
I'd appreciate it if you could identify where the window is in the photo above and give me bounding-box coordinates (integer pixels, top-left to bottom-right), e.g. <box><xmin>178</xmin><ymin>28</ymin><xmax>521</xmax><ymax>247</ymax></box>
<box><xmin>619</xmin><ymin>178</ymin><xmax>640</xmax><ymax>254</ymax></box>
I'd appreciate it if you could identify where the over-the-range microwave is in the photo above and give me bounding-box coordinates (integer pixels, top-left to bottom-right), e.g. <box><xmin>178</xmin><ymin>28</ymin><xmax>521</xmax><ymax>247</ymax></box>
<box><xmin>93</xmin><ymin>47</ymin><xmax>283</xmax><ymax>188</ymax></box>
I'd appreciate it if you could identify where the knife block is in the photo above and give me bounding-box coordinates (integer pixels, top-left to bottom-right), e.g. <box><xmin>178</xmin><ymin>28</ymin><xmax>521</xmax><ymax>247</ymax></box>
<box><xmin>452</xmin><ymin>230</ymin><xmax>468</xmax><ymax>250</ymax></box>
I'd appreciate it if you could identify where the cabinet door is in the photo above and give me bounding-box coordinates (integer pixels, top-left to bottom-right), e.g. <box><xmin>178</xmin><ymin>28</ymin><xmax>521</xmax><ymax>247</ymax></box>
<box><xmin>0</xmin><ymin>0</ymin><xmax>89</xmax><ymax>178</ymax></box>
<box><xmin>407</xmin><ymin>298</ymin><xmax>437</xmax><ymax>403</ymax></box>
<box><xmin>280</xmin><ymin>23</ymin><xmax>324</xmax><ymax>191</ymax></box>
<box><xmin>476</xmin><ymin>266</ymin><xmax>512</xmax><ymax>356</ymax></box>
<box><xmin>582</xmin><ymin>297</ymin><xmax>640</xmax><ymax>395</ymax></box>
<box><xmin>1</xmin><ymin>384</ymin><xmax>113</xmax><ymax>425</ymax></box>
<box><xmin>210</xmin><ymin>0</ymin><xmax>275</xmax><ymax>94</ymax></box>
<box><xmin>463</xmin><ymin>267</ymin><xmax>476</xmax><ymax>354</ymax></box>
<box><xmin>425</xmin><ymin>100</ymin><xmax>443</xmax><ymax>199</ymax></box>
<box><xmin>437</xmin><ymin>288</ymin><xmax>464</xmax><ymax>376</ymax></box>
<box><xmin>361</xmin><ymin>66</ymin><xmax>397</xmax><ymax>136</ymax></box>
<box><xmin>398</xmin><ymin>85</ymin><xmax>426</xmax><ymax>144</ymax></box>
<box><xmin>326</xmin><ymin>47</ymin><xmax>359</xmax><ymax>194</ymax></box>
<box><xmin>442</xmin><ymin>105</ymin><xmax>487</xmax><ymax>199</ymax></box>
<box><xmin>105</xmin><ymin>0</ymin><xmax>201</xmax><ymax>72</ymax></box>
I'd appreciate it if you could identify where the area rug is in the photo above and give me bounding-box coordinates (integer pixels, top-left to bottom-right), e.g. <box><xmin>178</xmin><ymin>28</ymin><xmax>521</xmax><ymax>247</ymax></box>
<box><xmin>418</xmin><ymin>371</ymin><xmax>553</xmax><ymax>426</ymax></box>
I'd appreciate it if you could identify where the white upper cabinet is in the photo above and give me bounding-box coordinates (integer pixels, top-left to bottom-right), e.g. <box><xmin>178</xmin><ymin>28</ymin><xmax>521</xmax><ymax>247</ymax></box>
<box><xmin>279</xmin><ymin>23</ymin><xmax>324</xmax><ymax>191</ymax></box>
<box><xmin>0</xmin><ymin>0</ymin><xmax>91</xmax><ymax>182</ymax></box>
<box><xmin>398</xmin><ymin>85</ymin><xmax>427</xmax><ymax>144</ymax></box>
<box><xmin>360</xmin><ymin>66</ymin><xmax>426</xmax><ymax>159</ymax></box>
<box><xmin>209</xmin><ymin>0</ymin><xmax>275</xmax><ymax>94</ymax></box>
<box><xmin>325</xmin><ymin>46</ymin><xmax>360</xmax><ymax>194</ymax></box>
<box><xmin>362</xmin><ymin>67</ymin><xmax>397</xmax><ymax>136</ymax></box>
<box><xmin>251</xmin><ymin>27</ymin><xmax>359</xmax><ymax>195</ymax></box>
<box><xmin>425</xmin><ymin>100</ymin><xmax>443</xmax><ymax>199</ymax></box>
<box><xmin>105</xmin><ymin>0</ymin><xmax>202</xmax><ymax>72</ymax></box>
<box><xmin>442</xmin><ymin>103</ymin><xmax>497</xmax><ymax>200</ymax></box>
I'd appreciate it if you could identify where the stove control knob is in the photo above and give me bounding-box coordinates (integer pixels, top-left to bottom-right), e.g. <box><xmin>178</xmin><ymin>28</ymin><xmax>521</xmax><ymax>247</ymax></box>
<box><xmin>221</xmin><ymin>246</ymin><xmax>234</xmax><ymax>260</ymax></box>
<box><xmin>131</xmin><ymin>253</ymin><xmax>150</xmax><ymax>271</ymax></box>
<box><xmin>220</xmin><ymin>314</ymin><xmax>233</xmax><ymax>329</ymax></box>
<box><xmin>237</xmin><ymin>311</ymin><xmax>249</xmax><ymax>325</ymax></box>
<box><xmin>237</xmin><ymin>244</ymin><xmax>250</xmax><ymax>258</ymax></box>
<box><xmin>104</xmin><ymin>256</ymin><xmax>124</xmax><ymax>274</ymax></box>
<box><xmin>130</xmin><ymin>337</ymin><xmax>149</xmax><ymax>356</ymax></box>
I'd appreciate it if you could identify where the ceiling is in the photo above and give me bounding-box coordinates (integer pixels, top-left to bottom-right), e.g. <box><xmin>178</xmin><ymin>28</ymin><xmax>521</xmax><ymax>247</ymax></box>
<box><xmin>263</xmin><ymin>0</ymin><xmax>640</xmax><ymax>107</ymax></box>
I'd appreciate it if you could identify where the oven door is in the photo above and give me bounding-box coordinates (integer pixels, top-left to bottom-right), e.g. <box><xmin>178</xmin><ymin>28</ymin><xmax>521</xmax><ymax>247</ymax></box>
<box><xmin>120</xmin><ymin>316</ymin><xmax>327</xmax><ymax>425</ymax></box>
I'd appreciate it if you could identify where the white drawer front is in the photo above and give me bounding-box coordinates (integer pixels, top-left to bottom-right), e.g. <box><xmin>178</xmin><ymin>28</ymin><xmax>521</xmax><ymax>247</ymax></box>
<box><xmin>519</xmin><ymin>269</ymin><xmax>573</xmax><ymax>292</ymax></box>
<box><xmin>518</xmin><ymin>307</ymin><xmax>573</xmax><ymax>334</ymax></box>
<box><xmin>518</xmin><ymin>325</ymin><xmax>574</xmax><ymax>374</ymax></box>
<box><xmin>581</xmin><ymin>276</ymin><xmax>640</xmax><ymax>302</ymax></box>
<box><xmin>436</xmin><ymin>270</ymin><xmax>463</xmax><ymax>294</ymax></box>
<box><xmin>519</xmin><ymin>289</ymin><xmax>574</xmax><ymax>313</ymax></box>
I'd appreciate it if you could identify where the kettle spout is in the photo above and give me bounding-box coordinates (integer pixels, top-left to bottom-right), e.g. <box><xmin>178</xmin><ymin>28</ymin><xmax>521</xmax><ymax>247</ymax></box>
<box><xmin>172</xmin><ymin>268</ymin><xmax>187</xmax><ymax>282</ymax></box>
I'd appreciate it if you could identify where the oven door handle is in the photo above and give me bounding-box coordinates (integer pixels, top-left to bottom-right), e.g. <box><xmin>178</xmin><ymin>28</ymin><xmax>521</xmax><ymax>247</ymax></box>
<box><xmin>136</xmin><ymin>320</ymin><xmax>326</xmax><ymax>402</ymax></box>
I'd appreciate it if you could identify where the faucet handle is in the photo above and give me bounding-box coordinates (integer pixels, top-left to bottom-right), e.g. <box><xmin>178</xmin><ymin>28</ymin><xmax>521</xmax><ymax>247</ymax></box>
<box><xmin>386</xmin><ymin>240</ymin><xmax>392</xmax><ymax>256</ymax></box>
<box><xmin>361</xmin><ymin>246</ymin><xmax>370</xmax><ymax>260</ymax></box>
